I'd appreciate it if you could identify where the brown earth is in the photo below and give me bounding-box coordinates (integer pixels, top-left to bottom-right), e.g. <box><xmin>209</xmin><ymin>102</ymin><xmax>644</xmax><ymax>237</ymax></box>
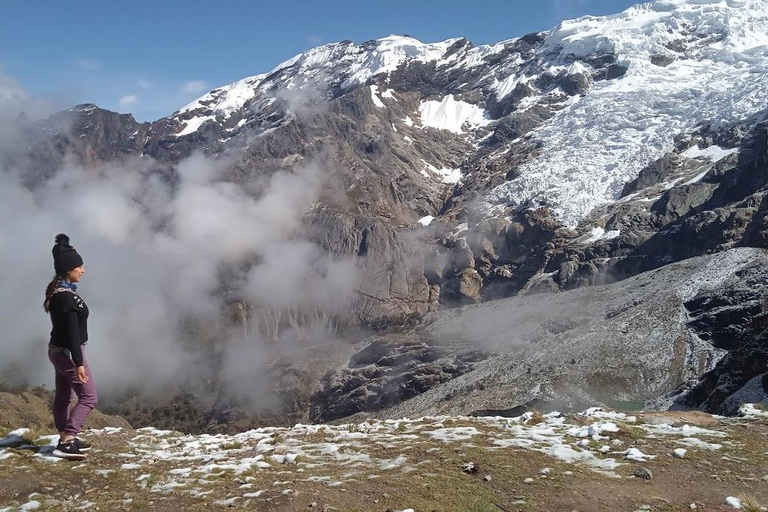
<box><xmin>0</xmin><ymin>387</ymin><xmax>132</xmax><ymax>433</ymax></box>
<box><xmin>1</xmin><ymin>408</ymin><xmax>767</xmax><ymax>511</ymax></box>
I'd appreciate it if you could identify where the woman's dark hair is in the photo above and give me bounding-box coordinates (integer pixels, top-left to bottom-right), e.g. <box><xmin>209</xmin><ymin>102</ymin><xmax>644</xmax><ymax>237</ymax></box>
<box><xmin>44</xmin><ymin>274</ymin><xmax>65</xmax><ymax>313</ymax></box>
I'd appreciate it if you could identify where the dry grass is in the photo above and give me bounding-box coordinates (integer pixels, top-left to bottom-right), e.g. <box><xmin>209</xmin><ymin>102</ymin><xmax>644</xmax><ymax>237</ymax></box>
<box><xmin>616</xmin><ymin>421</ymin><xmax>645</xmax><ymax>441</ymax></box>
<box><xmin>528</xmin><ymin>410</ymin><xmax>545</xmax><ymax>424</ymax></box>
<box><xmin>567</xmin><ymin>414</ymin><xmax>593</xmax><ymax>426</ymax></box>
<box><xmin>737</xmin><ymin>494</ymin><xmax>763</xmax><ymax>512</ymax></box>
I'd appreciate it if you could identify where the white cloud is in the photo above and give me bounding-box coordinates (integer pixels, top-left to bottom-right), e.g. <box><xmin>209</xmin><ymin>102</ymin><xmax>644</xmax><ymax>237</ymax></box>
<box><xmin>138</xmin><ymin>79</ymin><xmax>152</xmax><ymax>90</ymax></box>
<box><xmin>0</xmin><ymin>67</ymin><xmax>27</xmax><ymax>110</ymax></box>
<box><xmin>0</xmin><ymin>65</ymin><xmax>55</xmax><ymax>120</ymax></box>
<box><xmin>182</xmin><ymin>80</ymin><xmax>208</xmax><ymax>94</ymax></box>
<box><xmin>77</xmin><ymin>59</ymin><xmax>103</xmax><ymax>71</ymax></box>
<box><xmin>118</xmin><ymin>94</ymin><xmax>140</xmax><ymax>108</ymax></box>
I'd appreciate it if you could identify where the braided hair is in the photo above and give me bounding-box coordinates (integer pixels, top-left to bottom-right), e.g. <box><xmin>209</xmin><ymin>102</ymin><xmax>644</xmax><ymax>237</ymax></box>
<box><xmin>43</xmin><ymin>274</ymin><xmax>65</xmax><ymax>313</ymax></box>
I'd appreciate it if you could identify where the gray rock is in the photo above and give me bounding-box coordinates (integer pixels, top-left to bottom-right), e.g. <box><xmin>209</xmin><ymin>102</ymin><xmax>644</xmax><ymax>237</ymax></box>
<box><xmin>335</xmin><ymin>249</ymin><xmax>766</xmax><ymax>421</ymax></box>
<box><xmin>633</xmin><ymin>467</ymin><xmax>653</xmax><ymax>480</ymax></box>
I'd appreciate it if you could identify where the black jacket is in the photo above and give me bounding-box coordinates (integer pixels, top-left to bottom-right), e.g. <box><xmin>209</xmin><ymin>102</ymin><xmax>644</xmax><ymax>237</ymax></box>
<box><xmin>49</xmin><ymin>291</ymin><xmax>89</xmax><ymax>366</ymax></box>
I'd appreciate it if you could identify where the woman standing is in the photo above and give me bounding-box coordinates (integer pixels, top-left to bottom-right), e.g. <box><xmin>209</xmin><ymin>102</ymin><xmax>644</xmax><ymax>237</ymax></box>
<box><xmin>44</xmin><ymin>234</ymin><xmax>97</xmax><ymax>460</ymax></box>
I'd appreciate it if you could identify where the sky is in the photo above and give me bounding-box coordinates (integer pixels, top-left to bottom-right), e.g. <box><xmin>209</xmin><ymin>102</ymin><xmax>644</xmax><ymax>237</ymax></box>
<box><xmin>0</xmin><ymin>0</ymin><xmax>640</xmax><ymax>122</ymax></box>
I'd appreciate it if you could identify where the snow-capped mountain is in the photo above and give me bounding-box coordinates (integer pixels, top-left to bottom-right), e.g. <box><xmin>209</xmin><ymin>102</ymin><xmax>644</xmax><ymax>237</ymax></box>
<box><xmin>18</xmin><ymin>0</ymin><xmax>768</xmax><ymax>319</ymax></box>
<box><xmin>9</xmin><ymin>0</ymin><xmax>768</xmax><ymax>428</ymax></box>
<box><xmin>168</xmin><ymin>0</ymin><xmax>768</xmax><ymax>226</ymax></box>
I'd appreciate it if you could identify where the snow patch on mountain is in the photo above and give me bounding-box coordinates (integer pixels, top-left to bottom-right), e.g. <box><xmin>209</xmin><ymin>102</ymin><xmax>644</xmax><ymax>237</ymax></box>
<box><xmin>486</xmin><ymin>0</ymin><xmax>768</xmax><ymax>225</ymax></box>
<box><xmin>418</xmin><ymin>95</ymin><xmax>491</xmax><ymax>134</ymax></box>
<box><xmin>174</xmin><ymin>74</ymin><xmax>267</xmax><ymax>136</ymax></box>
<box><xmin>370</xmin><ymin>85</ymin><xmax>385</xmax><ymax>108</ymax></box>
<box><xmin>682</xmin><ymin>145</ymin><xmax>739</xmax><ymax>162</ymax></box>
<box><xmin>421</xmin><ymin>161</ymin><xmax>463</xmax><ymax>184</ymax></box>
<box><xmin>271</xmin><ymin>35</ymin><xmax>461</xmax><ymax>90</ymax></box>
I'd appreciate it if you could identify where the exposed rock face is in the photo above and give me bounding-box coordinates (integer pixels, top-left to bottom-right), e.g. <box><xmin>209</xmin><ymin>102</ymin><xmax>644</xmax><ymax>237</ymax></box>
<box><xmin>311</xmin><ymin>249</ymin><xmax>768</xmax><ymax>420</ymax></box>
<box><xmin>672</xmin><ymin>277</ymin><xmax>768</xmax><ymax>415</ymax></box>
<box><xmin>309</xmin><ymin>334</ymin><xmax>490</xmax><ymax>422</ymax></box>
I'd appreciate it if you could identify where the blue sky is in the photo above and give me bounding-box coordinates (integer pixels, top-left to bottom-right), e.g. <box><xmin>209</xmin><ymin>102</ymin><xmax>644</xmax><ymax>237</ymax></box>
<box><xmin>0</xmin><ymin>0</ymin><xmax>640</xmax><ymax>122</ymax></box>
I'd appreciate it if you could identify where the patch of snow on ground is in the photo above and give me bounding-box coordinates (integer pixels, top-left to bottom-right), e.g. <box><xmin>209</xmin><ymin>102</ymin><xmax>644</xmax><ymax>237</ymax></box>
<box><xmin>642</xmin><ymin>423</ymin><xmax>726</xmax><ymax>438</ymax></box>
<box><xmin>428</xmin><ymin>427</ymin><xmax>480</xmax><ymax>442</ymax></box>
<box><xmin>380</xmin><ymin>454</ymin><xmax>407</xmax><ymax>470</ymax></box>
<box><xmin>581</xmin><ymin>408</ymin><xmax>637</xmax><ymax>422</ymax></box>
<box><xmin>739</xmin><ymin>403</ymin><xmax>768</xmax><ymax>418</ymax></box>
<box><xmin>676</xmin><ymin>438</ymin><xmax>722</xmax><ymax>451</ymax></box>
<box><xmin>624</xmin><ymin>447</ymin><xmax>655</xmax><ymax>462</ymax></box>
<box><xmin>567</xmin><ymin>422</ymin><xmax>620</xmax><ymax>439</ymax></box>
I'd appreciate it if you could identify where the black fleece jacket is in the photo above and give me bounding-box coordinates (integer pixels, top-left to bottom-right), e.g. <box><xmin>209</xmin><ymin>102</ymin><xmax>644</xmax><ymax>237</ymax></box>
<box><xmin>49</xmin><ymin>291</ymin><xmax>89</xmax><ymax>366</ymax></box>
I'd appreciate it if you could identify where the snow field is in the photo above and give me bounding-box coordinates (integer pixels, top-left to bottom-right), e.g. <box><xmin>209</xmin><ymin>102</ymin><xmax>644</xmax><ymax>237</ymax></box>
<box><xmin>418</xmin><ymin>95</ymin><xmax>491</xmax><ymax>135</ymax></box>
<box><xmin>486</xmin><ymin>0</ymin><xmax>768</xmax><ymax>225</ymax></box>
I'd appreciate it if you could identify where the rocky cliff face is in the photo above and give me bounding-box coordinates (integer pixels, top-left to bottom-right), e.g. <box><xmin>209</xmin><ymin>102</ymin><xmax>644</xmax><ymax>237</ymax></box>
<box><xmin>7</xmin><ymin>0</ymin><xmax>768</xmax><ymax>423</ymax></box>
<box><xmin>311</xmin><ymin>248</ymin><xmax>768</xmax><ymax>421</ymax></box>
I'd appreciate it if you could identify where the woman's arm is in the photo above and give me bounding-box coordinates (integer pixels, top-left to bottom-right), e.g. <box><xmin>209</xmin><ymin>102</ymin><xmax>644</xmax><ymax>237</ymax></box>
<box><xmin>66</xmin><ymin>311</ymin><xmax>89</xmax><ymax>383</ymax></box>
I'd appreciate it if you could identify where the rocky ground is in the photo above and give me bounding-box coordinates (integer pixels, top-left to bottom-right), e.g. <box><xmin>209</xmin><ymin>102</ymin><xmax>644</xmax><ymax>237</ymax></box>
<box><xmin>1</xmin><ymin>405</ymin><xmax>767</xmax><ymax>511</ymax></box>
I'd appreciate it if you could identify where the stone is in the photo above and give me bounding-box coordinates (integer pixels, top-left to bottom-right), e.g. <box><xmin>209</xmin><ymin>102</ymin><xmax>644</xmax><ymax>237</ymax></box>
<box><xmin>633</xmin><ymin>467</ymin><xmax>653</xmax><ymax>480</ymax></box>
<box><xmin>457</xmin><ymin>268</ymin><xmax>483</xmax><ymax>303</ymax></box>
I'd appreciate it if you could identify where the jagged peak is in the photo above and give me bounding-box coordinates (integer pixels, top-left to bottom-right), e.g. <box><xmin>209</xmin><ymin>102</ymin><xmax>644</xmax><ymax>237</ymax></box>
<box><xmin>69</xmin><ymin>103</ymin><xmax>99</xmax><ymax>112</ymax></box>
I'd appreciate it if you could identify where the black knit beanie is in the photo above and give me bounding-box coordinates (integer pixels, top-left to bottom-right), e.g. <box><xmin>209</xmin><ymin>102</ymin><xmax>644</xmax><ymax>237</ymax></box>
<box><xmin>52</xmin><ymin>233</ymin><xmax>84</xmax><ymax>276</ymax></box>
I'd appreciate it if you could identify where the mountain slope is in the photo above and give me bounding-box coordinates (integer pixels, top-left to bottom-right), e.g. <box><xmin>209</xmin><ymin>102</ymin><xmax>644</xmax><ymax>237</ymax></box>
<box><xmin>6</xmin><ymin>0</ymin><xmax>768</xmax><ymax>426</ymax></box>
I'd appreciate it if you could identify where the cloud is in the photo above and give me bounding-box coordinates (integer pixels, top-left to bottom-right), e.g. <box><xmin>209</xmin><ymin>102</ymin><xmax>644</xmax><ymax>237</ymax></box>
<box><xmin>137</xmin><ymin>79</ymin><xmax>152</xmax><ymax>90</ymax></box>
<box><xmin>0</xmin><ymin>66</ymin><xmax>57</xmax><ymax>121</ymax></box>
<box><xmin>118</xmin><ymin>94</ymin><xmax>139</xmax><ymax>108</ymax></box>
<box><xmin>76</xmin><ymin>59</ymin><xmax>103</xmax><ymax>71</ymax></box>
<box><xmin>0</xmin><ymin>67</ymin><xmax>27</xmax><ymax>111</ymax></box>
<box><xmin>0</xmin><ymin>114</ymin><xmax>359</xmax><ymax>404</ymax></box>
<box><xmin>182</xmin><ymin>80</ymin><xmax>208</xmax><ymax>94</ymax></box>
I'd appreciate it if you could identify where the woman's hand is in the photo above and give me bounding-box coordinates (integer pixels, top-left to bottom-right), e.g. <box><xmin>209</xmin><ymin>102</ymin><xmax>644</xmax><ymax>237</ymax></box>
<box><xmin>76</xmin><ymin>365</ymin><xmax>89</xmax><ymax>384</ymax></box>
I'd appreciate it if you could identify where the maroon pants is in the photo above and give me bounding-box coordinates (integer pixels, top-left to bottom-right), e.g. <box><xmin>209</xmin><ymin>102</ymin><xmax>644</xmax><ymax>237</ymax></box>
<box><xmin>48</xmin><ymin>344</ymin><xmax>98</xmax><ymax>436</ymax></box>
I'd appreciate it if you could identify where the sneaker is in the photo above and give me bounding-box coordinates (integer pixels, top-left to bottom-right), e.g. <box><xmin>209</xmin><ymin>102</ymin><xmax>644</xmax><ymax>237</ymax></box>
<box><xmin>51</xmin><ymin>440</ymin><xmax>86</xmax><ymax>460</ymax></box>
<box><xmin>74</xmin><ymin>438</ymin><xmax>92</xmax><ymax>452</ymax></box>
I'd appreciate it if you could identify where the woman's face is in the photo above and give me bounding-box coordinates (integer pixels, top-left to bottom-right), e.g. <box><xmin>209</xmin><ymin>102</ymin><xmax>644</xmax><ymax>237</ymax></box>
<box><xmin>67</xmin><ymin>265</ymin><xmax>85</xmax><ymax>283</ymax></box>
